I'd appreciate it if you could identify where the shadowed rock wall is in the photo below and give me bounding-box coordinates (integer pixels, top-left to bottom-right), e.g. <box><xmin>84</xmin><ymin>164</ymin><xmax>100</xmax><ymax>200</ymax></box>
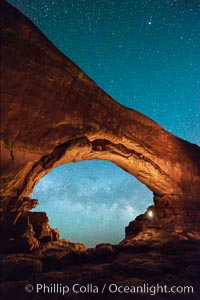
<box><xmin>0</xmin><ymin>1</ymin><xmax>200</xmax><ymax>251</ymax></box>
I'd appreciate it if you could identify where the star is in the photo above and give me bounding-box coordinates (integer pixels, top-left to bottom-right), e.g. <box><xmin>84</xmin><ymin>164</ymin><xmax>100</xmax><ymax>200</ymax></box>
<box><xmin>148</xmin><ymin>16</ymin><xmax>152</xmax><ymax>25</ymax></box>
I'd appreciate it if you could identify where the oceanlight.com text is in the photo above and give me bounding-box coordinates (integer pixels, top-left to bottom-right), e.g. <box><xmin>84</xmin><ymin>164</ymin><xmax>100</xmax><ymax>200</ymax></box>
<box><xmin>25</xmin><ymin>282</ymin><xmax>194</xmax><ymax>296</ymax></box>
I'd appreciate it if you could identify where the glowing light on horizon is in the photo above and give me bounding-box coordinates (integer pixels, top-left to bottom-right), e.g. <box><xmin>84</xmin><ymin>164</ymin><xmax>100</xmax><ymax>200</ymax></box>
<box><xmin>147</xmin><ymin>210</ymin><xmax>154</xmax><ymax>219</ymax></box>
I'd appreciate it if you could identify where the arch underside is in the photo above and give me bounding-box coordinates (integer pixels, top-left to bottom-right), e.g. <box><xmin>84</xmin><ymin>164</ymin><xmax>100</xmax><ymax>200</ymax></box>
<box><xmin>0</xmin><ymin>136</ymin><xmax>185</xmax><ymax>198</ymax></box>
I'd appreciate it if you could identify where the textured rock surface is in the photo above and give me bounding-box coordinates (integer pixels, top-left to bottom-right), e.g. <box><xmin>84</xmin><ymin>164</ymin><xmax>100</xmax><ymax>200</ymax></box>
<box><xmin>124</xmin><ymin>195</ymin><xmax>200</xmax><ymax>242</ymax></box>
<box><xmin>0</xmin><ymin>239</ymin><xmax>200</xmax><ymax>299</ymax></box>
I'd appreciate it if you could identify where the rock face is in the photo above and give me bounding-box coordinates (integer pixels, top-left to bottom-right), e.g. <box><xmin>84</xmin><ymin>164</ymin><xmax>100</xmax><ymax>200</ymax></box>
<box><xmin>0</xmin><ymin>239</ymin><xmax>200</xmax><ymax>299</ymax></box>
<box><xmin>0</xmin><ymin>0</ymin><xmax>200</xmax><ymax>252</ymax></box>
<box><xmin>125</xmin><ymin>195</ymin><xmax>200</xmax><ymax>243</ymax></box>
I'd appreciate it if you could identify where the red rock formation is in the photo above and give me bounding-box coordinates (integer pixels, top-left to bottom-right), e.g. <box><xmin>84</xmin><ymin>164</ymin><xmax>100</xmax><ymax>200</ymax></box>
<box><xmin>0</xmin><ymin>0</ymin><xmax>200</xmax><ymax>250</ymax></box>
<box><xmin>125</xmin><ymin>196</ymin><xmax>200</xmax><ymax>243</ymax></box>
<box><xmin>1</xmin><ymin>239</ymin><xmax>200</xmax><ymax>299</ymax></box>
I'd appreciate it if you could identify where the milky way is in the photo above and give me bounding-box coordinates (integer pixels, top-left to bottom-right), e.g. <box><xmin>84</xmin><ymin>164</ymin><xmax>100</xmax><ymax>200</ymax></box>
<box><xmin>8</xmin><ymin>0</ymin><xmax>200</xmax><ymax>246</ymax></box>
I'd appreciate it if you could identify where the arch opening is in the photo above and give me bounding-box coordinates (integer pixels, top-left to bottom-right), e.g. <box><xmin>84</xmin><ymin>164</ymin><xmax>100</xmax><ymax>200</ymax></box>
<box><xmin>31</xmin><ymin>160</ymin><xmax>153</xmax><ymax>247</ymax></box>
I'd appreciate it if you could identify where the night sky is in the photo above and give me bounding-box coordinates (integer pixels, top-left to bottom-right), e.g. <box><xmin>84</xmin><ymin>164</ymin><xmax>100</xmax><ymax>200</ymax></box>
<box><xmin>8</xmin><ymin>0</ymin><xmax>200</xmax><ymax>246</ymax></box>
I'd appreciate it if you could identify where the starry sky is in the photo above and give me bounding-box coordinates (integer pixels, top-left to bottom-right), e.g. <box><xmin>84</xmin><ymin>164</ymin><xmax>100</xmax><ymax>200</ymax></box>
<box><xmin>8</xmin><ymin>0</ymin><xmax>200</xmax><ymax>247</ymax></box>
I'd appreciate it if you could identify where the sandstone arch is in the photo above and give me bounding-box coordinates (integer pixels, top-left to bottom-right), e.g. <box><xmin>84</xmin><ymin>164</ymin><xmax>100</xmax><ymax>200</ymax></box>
<box><xmin>1</xmin><ymin>1</ymin><xmax>200</xmax><ymax>249</ymax></box>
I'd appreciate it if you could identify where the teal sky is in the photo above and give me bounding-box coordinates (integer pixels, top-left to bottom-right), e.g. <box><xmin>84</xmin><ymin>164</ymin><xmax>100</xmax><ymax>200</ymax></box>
<box><xmin>8</xmin><ymin>0</ymin><xmax>200</xmax><ymax>246</ymax></box>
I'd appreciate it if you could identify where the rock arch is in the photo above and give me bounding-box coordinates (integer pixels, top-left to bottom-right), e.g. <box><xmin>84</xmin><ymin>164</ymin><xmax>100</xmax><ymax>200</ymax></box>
<box><xmin>1</xmin><ymin>1</ymin><xmax>200</xmax><ymax>251</ymax></box>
